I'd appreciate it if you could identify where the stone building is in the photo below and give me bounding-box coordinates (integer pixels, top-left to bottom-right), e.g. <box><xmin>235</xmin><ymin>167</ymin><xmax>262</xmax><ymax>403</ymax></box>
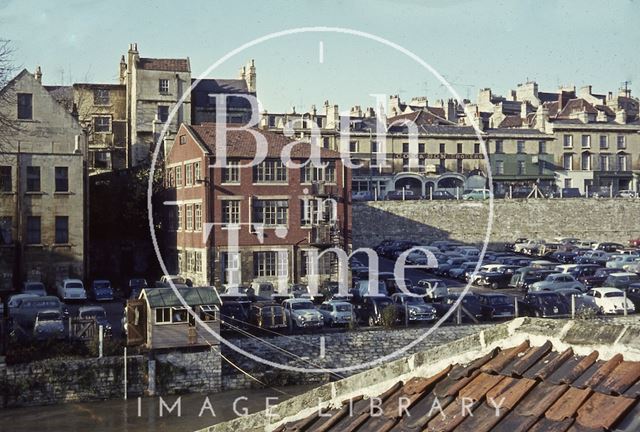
<box><xmin>120</xmin><ymin>43</ymin><xmax>192</xmax><ymax>167</ymax></box>
<box><xmin>72</xmin><ymin>83</ymin><xmax>127</xmax><ymax>173</ymax></box>
<box><xmin>0</xmin><ymin>69</ymin><xmax>87</xmax><ymax>289</ymax></box>
<box><xmin>162</xmin><ymin>123</ymin><xmax>351</xmax><ymax>288</ymax></box>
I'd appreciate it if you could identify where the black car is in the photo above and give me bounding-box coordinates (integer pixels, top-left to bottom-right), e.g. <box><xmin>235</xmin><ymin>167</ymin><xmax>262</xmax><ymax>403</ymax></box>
<box><xmin>628</xmin><ymin>284</ymin><xmax>640</xmax><ymax>310</ymax></box>
<box><xmin>520</xmin><ymin>292</ymin><xmax>570</xmax><ymax>318</ymax></box>
<box><xmin>353</xmin><ymin>295</ymin><xmax>396</xmax><ymax>326</ymax></box>
<box><xmin>476</xmin><ymin>266</ymin><xmax>519</xmax><ymax>289</ymax></box>
<box><xmin>567</xmin><ymin>264</ymin><xmax>602</xmax><ymax>280</ymax></box>
<box><xmin>505</xmin><ymin>238</ymin><xmax>528</xmax><ymax>252</ymax></box>
<box><xmin>594</xmin><ymin>242</ymin><xmax>625</xmax><ymax>252</ymax></box>
<box><xmin>579</xmin><ymin>267</ymin><xmax>618</xmax><ymax>288</ymax></box>
<box><xmin>219</xmin><ymin>300</ymin><xmax>251</xmax><ymax>332</ymax></box>
<box><xmin>430</xmin><ymin>190</ymin><xmax>455</xmax><ymax>200</ymax></box>
<box><xmin>520</xmin><ymin>270</ymin><xmax>557</xmax><ymax>292</ymax></box>
<box><xmin>428</xmin><ymin>293</ymin><xmax>493</xmax><ymax>322</ymax></box>
<box><xmin>477</xmin><ymin>293</ymin><xmax>516</xmax><ymax>320</ymax></box>
<box><xmin>550</xmin><ymin>251</ymin><xmax>578</xmax><ymax>264</ymax></box>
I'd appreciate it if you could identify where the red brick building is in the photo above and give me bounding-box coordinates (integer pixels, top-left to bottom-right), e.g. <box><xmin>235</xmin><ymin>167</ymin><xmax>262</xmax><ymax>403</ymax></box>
<box><xmin>162</xmin><ymin>123</ymin><xmax>351</xmax><ymax>288</ymax></box>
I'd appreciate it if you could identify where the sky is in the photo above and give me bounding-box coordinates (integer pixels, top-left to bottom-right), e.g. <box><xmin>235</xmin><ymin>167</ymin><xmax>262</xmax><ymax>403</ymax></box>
<box><xmin>1</xmin><ymin>0</ymin><xmax>639</xmax><ymax>113</ymax></box>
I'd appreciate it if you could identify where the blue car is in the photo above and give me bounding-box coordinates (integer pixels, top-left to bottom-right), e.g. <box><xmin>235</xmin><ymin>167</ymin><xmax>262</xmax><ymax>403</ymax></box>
<box><xmin>91</xmin><ymin>280</ymin><xmax>114</xmax><ymax>301</ymax></box>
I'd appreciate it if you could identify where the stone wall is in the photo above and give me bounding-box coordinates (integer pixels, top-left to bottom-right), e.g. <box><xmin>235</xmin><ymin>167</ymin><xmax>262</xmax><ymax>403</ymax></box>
<box><xmin>0</xmin><ymin>355</ymin><xmax>146</xmax><ymax>407</ymax></box>
<box><xmin>154</xmin><ymin>349</ymin><xmax>222</xmax><ymax>395</ymax></box>
<box><xmin>352</xmin><ymin>198</ymin><xmax>640</xmax><ymax>249</ymax></box>
<box><xmin>221</xmin><ymin>324</ymin><xmax>492</xmax><ymax>390</ymax></box>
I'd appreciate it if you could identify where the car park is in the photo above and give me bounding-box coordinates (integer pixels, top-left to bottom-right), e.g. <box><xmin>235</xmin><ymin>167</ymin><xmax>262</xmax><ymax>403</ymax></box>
<box><xmin>90</xmin><ymin>280</ymin><xmax>114</xmax><ymax>301</ymax></box>
<box><xmin>434</xmin><ymin>257</ymin><xmax>467</xmax><ymax>276</ymax></box>
<box><xmin>21</xmin><ymin>281</ymin><xmax>47</xmax><ymax>297</ymax></box>
<box><xmin>567</xmin><ymin>264</ymin><xmax>602</xmax><ymax>280</ymax></box>
<box><xmin>56</xmin><ymin>279</ymin><xmax>87</xmax><ymax>301</ymax></box>
<box><xmin>606</xmin><ymin>255</ymin><xmax>639</xmax><ymax>269</ymax></box>
<box><xmin>386</xmin><ymin>189</ymin><xmax>420</xmax><ymax>200</ymax></box>
<box><xmin>429</xmin><ymin>293</ymin><xmax>493</xmax><ymax>322</ymax></box>
<box><xmin>586</xmin><ymin>288</ymin><xmax>635</xmax><ymax>315</ymax></box>
<box><xmin>615</xmin><ymin>190</ymin><xmax>637</xmax><ymax>198</ymax></box>
<box><xmin>505</xmin><ymin>238</ymin><xmax>528</xmax><ymax>252</ymax></box>
<box><xmin>11</xmin><ymin>296</ymin><xmax>66</xmax><ymax>332</ymax></box>
<box><xmin>282</xmin><ymin>299</ymin><xmax>323</xmax><ymax>331</ymax></box>
<box><xmin>33</xmin><ymin>310</ymin><xmax>65</xmax><ymax>341</ymax></box>
<box><xmin>593</xmin><ymin>242</ymin><xmax>625</xmax><ymax>252</ymax></box>
<box><xmin>250</xmin><ymin>281</ymin><xmax>277</xmax><ymax>300</ymax></box>
<box><xmin>475</xmin><ymin>266</ymin><xmax>520</xmax><ymax>289</ymax></box>
<box><xmin>78</xmin><ymin>306</ymin><xmax>112</xmax><ymax>337</ymax></box>
<box><xmin>318</xmin><ymin>301</ymin><xmax>353</xmax><ymax>327</ymax></box>
<box><xmin>529</xmin><ymin>273</ymin><xmax>585</xmax><ymax>293</ymax></box>
<box><xmin>555</xmin><ymin>288</ymin><xmax>599</xmax><ymax>315</ymax></box>
<box><xmin>391</xmin><ymin>293</ymin><xmax>437</xmax><ymax>323</ymax></box>
<box><xmin>449</xmin><ymin>261</ymin><xmax>479</xmax><ymax>280</ymax></box>
<box><xmin>430</xmin><ymin>190</ymin><xmax>455</xmax><ymax>200</ymax></box>
<box><xmin>520</xmin><ymin>292</ymin><xmax>570</xmax><ymax>318</ymax></box>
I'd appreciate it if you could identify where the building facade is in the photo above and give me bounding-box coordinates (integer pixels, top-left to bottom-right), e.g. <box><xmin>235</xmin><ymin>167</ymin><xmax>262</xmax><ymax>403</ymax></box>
<box><xmin>162</xmin><ymin>123</ymin><xmax>351</xmax><ymax>288</ymax></box>
<box><xmin>0</xmin><ymin>69</ymin><xmax>87</xmax><ymax>290</ymax></box>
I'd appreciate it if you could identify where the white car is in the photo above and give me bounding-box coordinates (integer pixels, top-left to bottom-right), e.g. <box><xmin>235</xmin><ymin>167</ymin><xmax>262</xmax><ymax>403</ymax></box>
<box><xmin>282</xmin><ymin>299</ymin><xmax>324</xmax><ymax>329</ymax></box>
<box><xmin>586</xmin><ymin>287</ymin><xmax>635</xmax><ymax>315</ymax></box>
<box><xmin>55</xmin><ymin>279</ymin><xmax>87</xmax><ymax>301</ymax></box>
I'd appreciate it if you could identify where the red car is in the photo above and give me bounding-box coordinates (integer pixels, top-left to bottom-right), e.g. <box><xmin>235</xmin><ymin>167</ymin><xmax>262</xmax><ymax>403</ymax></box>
<box><xmin>629</xmin><ymin>238</ymin><xmax>640</xmax><ymax>247</ymax></box>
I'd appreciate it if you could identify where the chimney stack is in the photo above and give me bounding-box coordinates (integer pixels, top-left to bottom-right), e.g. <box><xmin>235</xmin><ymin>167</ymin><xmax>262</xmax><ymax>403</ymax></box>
<box><xmin>247</xmin><ymin>59</ymin><xmax>256</xmax><ymax>93</ymax></box>
<box><xmin>34</xmin><ymin>66</ymin><xmax>42</xmax><ymax>83</ymax></box>
<box><xmin>119</xmin><ymin>56</ymin><xmax>127</xmax><ymax>85</ymax></box>
<box><xmin>616</xmin><ymin>109</ymin><xmax>627</xmax><ymax>124</ymax></box>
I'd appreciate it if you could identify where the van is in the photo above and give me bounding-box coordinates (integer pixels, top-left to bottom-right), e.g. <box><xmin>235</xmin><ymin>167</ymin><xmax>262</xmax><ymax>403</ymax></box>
<box><xmin>56</xmin><ymin>279</ymin><xmax>87</xmax><ymax>301</ymax></box>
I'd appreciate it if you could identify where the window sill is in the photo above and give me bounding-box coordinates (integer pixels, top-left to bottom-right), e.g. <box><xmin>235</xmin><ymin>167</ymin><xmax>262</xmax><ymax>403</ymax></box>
<box><xmin>25</xmin><ymin>244</ymin><xmax>45</xmax><ymax>248</ymax></box>
<box><xmin>220</xmin><ymin>182</ymin><xmax>241</xmax><ymax>186</ymax></box>
<box><xmin>25</xmin><ymin>191</ymin><xmax>44</xmax><ymax>196</ymax></box>
<box><xmin>52</xmin><ymin>243</ymin><xmax>72</xmax><ymax>248</ymax></box>
<box><xmin>54</xmin><ymin>191</ymin><xmax>72</xmax><ymax>196</ymax></box>
<box><xmin>0</xmin><ymin>191</ymin><xmax>15</xmax><ymax>195</ymax></box>
<box><xmin>252</xmin><ymin>182</ymin><xmax>289</xmax><ymax>186</ymax></box>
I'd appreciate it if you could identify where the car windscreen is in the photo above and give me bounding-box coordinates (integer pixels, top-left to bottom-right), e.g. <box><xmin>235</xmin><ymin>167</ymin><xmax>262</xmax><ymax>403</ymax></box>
<box><xmin>22</xmin><ymin>300</ymin><xmax>60</xmax><ymax>309</ymax></box>
<box><xmin>292</xmin><ymin>302</ymin><xmax>315</xmax><ymax>310</ymax></box>
<box><xmin>25</xmin><ymin>284</ymin><xmax>44</xmax><ymax>291</ymax></box>
<box><xmin>94</xmin><ymin>282</ymin><xmax>110</xmax><ymax>289</ymax></box>
<box><xmin>67</xmin><ymin>282</ymin><xmax>83</xmax><ymax>289</ymax></box>
<box><xmin>403</xmin><ymin>296</ymin><xmax>424</xmax><ymax>304</ymax></box>
<box><xmin>81</xmin><ymin>309</ymin><xmax>106</xmax><ymax>318</ymax></box>
<box><xmin>335</xmin><ymin>304</ymin><xmax>351</xmax><ymax>312</ymax></box>
<box><xmin>38</xmin><ymin>312</ymin><xmax>61</xmax><ymax>321</ymax></box>
<box><xmin>488</xmin><ymin>296</ymin><xmax>509</xmax><ymax>305</ymax></box>
<box><xmin>604</xmin><ymin>291</ymin><xmax>624</xmax><ymax>298</ymax></box>
<box><xmin>537</xmin><ymin>294</ymin><xmax>560</xmax><ymax>306</ymax></box>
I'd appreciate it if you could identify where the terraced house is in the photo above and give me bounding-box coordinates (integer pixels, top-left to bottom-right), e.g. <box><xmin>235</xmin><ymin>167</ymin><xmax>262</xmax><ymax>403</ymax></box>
<box><xmin>162</xmin><ymin>123</ymin><xmax>351</xmax><ymax>288</ymax></box>
<box><xmin>0</xmin><ymin>69</ymin><xmax>87</xmax><ymax>289</ymax></box>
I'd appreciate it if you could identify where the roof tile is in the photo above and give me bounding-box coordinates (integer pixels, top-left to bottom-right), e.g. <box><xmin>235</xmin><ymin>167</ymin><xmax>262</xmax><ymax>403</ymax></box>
<box><xmin>574</xmin><ymin>392</ymin><xmax>636</xmax><ymax>430</ymax></box>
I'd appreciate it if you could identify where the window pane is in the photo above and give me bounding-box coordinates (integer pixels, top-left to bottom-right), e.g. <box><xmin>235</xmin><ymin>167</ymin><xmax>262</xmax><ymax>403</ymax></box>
<box><xmin>55</xmin><ymin>216</ymin><xmax>69</xmax><ymax>243</ymax></box>
<box><xmin>26</xmin><ymin>216</ymin><xmax>41</xmax><ymax>244</ymax></box>
<box><xmin>55</xmin><ymin>167</ymin><xmax>69</xmax><ymax>192</ymax></box>
<box><xmin>0</xmin><ymin>217</ymin><xmax>12</xmax><ymax>244</ymax></box>
<box><xmin>0</xmin><ymin>166</ymin><xmax>11</xmax><ymax>192</ymax></box>
<box><xmin>26</xmin><ymin>166</ymin><xmax>40</xmax><ymax>192</ymax></box>
<box><xmin>17</xmin><ymin>93</ymin><xmax>32</xmax><ymax>120</ymax></box>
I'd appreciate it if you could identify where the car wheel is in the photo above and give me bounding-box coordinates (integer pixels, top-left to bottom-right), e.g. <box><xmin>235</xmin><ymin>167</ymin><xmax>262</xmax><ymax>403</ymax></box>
<box><xmin>491</xmin><ymin>282</ymin><xmax>499</xmax><ymax>290</ymax></box>
<box><xmin>368</xmin><ymin>316</ymin><xmax>376</xmax><ymax>327</ymax></box>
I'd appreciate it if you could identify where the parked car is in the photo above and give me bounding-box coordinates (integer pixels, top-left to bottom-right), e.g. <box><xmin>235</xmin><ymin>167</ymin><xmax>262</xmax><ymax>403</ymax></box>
<box><xmin>513</xmin><ymin>239</ymin><xmax>545</xmax><ymax>254</ymax></box>
<box><xmin>416</xmin><ymin>279</ymin><xmax>449</xmax><ymax>299</ymax></box>
<box><xmin>11</xmin><ymin>296</ymin><xmax>66</xmax><ymax>331</ymax></box>
<box><xmin>33</xmin><ymin>310</ymin><xmax>65</xmax><ymax>341</ymax></box>
<box><xmin>505</xmin><ymin>238</ymin><xmax>528</xmax><ymax>252</ymax></box>
<box><xmin>434</xmin><ymin>257</ymin><xmax>467</xmax><ymax>276</ymax></box>
<box><xmin>90</xmin><ymin>280</ymin><xmax>114</xmax><ymax>301</ymax></box>
<box><xmin>318</xmin><ymin>301</ymin><xmax>354</xmax><ymax>327</ymax></box>
<box><xmin>249</xmin><ymin>302</ymin><xmax>287</xmax><ymax>331</ymax></box>
<box><xmin>606</xmin><ymin>255</ymin><xmax>639</xmax><ymax>269</ymax></box>
<box><xmin>593</xmin><ymin>242</ymin><xmax>625</xmax><ymax>252</ymax></box>
<box><xmin>477</xmin><ymin>293</ymin><xmax>515</xmax><ymax>320</ymax></box>
<box><xmin>602</xmin><ymin>272</ymin><xmax>640</xmax><ymax>291</ymax></box>
<box><xmin>555</xmin><ymin>288</ymin><xmax>599</xmax><ymax>315</ymax></box>
<box><xmin>219</xmin><ymin>300</ymin><xmax>250</xmax><ymax>332</ymax></box>
<box><xmin>475</xmin><ymin>266</ymin><xmax>519</xmax><ymax>289</ymax></box>
<box><xmin>78</xmin><ymin>306</ymin><xmax>112</xmax><ymax>337</ymax></box>
<box><xmin>529</xmin><ymin>273</ymin><xmax>585</xmax><ymax>293</ymax></box>
<box><xmin>157</xmin><ymin>275</ymin><xmax>189</xmax><ymax>288</ymax></box>
<box><xmin>556</xmin><ymin>188</ymin><xmax>582</xmax><ymax>198</ymax></box>
<box><xmin>282</xmin><ymin>299</ymin><xmax>323</xmax><ymax>331</ymax></box>
<box><xmin>386</xmin><ymin>189</ymin><xmax>420</xmax><ymax>200</ymax></box>
<box><xmin>429</xmin><ymin>293</ymin><xmax>494</xmax><ymax>322</ymax></box>
<box><xmin>579</xmin><ymin>267</ymin><xmax>619</xmax><ymax>288</ymax></box>
<box><xmin>449</xmin><ymin>262</ymin><xmax>479</xmax><ymax>280</ymax></box>
<box><xmin>567</xmin><ymin>264</ymin><xmax>602</xmax><ymax>280</ymax></box>
<box><xmin>21</xmin><ymin>281</ymin><xmax>47</xmax><ymax>297</ymax></box>
<box><xmin>520</xmin><ymin>270</ymin><xmax>558</xmax><ymax>292</ymax></box>
<box><xmin>586</xmin><ymin>287</ymin><xmax>636</xmax><ymax>315</ymax></box>
<box><xmin>615</xmin><ymin>190</ymin><xmax>637</xmax><ymax>198</ymax></box>
<box><xmin>391</xmin><ymin>293</ymin><xmax>437</xmax><ymax>323</ymax></box>
<box><xmin>56</xmin><ymin>279</ymin><xmax>87</xmax><ymax>302</ymax></box>
<box><xmin>352</xmin><ymin>191</ymin><xmax>374</xmax><ymax>201</ymax></box>
<box><xmin>461</xmin><ymin>189</ymin><xmax>491</xmax><ymax>200</ymax></box>
<box><xmin>430</xmin><ymin>190</ymin><xmax>455</xmax><ymax>200</ymax></box>
<box><xmin>128</xmin><ymin>278</ymin><xmax>148</xmax><ymax>299</ymax></box>
<box><xmin>354</xmin><ymin>279</ymin><xmax>389</xmax><ymax>299</ymax></box>
<box><xmin>353</xmin><ymin>295</ymin><xmax>395</xmax><ymax>327</ymax></box>
<box><xmin>520</xmin><ymin>292</ymin><xmax>570</xmax><ymax>318</ymax></box>
<box><xmin>250</xmin><ymin>281</ymin><xmax>277</xmax><ymax>300</ymax></box>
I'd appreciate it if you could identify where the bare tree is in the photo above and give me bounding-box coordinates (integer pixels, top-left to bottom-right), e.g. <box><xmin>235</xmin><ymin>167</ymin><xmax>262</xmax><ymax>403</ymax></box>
<box><xmin>0</xmin><ymin>39</ymin><xmax>19</xmax><ymax>154</ymax></box>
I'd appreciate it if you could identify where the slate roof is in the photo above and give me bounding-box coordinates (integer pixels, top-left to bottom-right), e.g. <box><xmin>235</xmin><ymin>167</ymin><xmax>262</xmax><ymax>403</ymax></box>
<box><xmin>142</xmin><ymin>287</ymin><xmax>220</xmax><ymax>308</ymax></box>
<box><xmin>558</xmin><ymin>98</ymin><xmax>599</xmax><ymax>118</ymax></box>
<box><xmin>138</xmin><ymin>57</ymin><xmax>190</xmax><ymax>72</ymax></box>
<box><xmin>387</xmin><ymin>109</ymin><xmax>454</xmax><ymax>127</ymax></box>
<box><xmin>191</xmin><ymin>78</ymin><xmax>253</xmax><ymax>110</ymax></box>
<box><xmin>498</xmin><ymin>115</ymin><xmax>524</xmax><ymax>128</ymax></box>
<box><xmin>274</xmin><ymin>340</ymin><xmax>640</xmax><ymax>432</ymax></box>
<box><xmin>186</xmin><ymin>124</ymin><xmax>342</xmax><ymax>159</ymax></box>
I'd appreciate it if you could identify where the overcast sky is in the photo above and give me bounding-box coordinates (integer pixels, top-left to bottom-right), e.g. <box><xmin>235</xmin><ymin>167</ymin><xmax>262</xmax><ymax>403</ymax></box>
<box><xmin>2</xmin><ymin>0</ymin><xmax>639</xmax><ymax>112</ymax></box>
